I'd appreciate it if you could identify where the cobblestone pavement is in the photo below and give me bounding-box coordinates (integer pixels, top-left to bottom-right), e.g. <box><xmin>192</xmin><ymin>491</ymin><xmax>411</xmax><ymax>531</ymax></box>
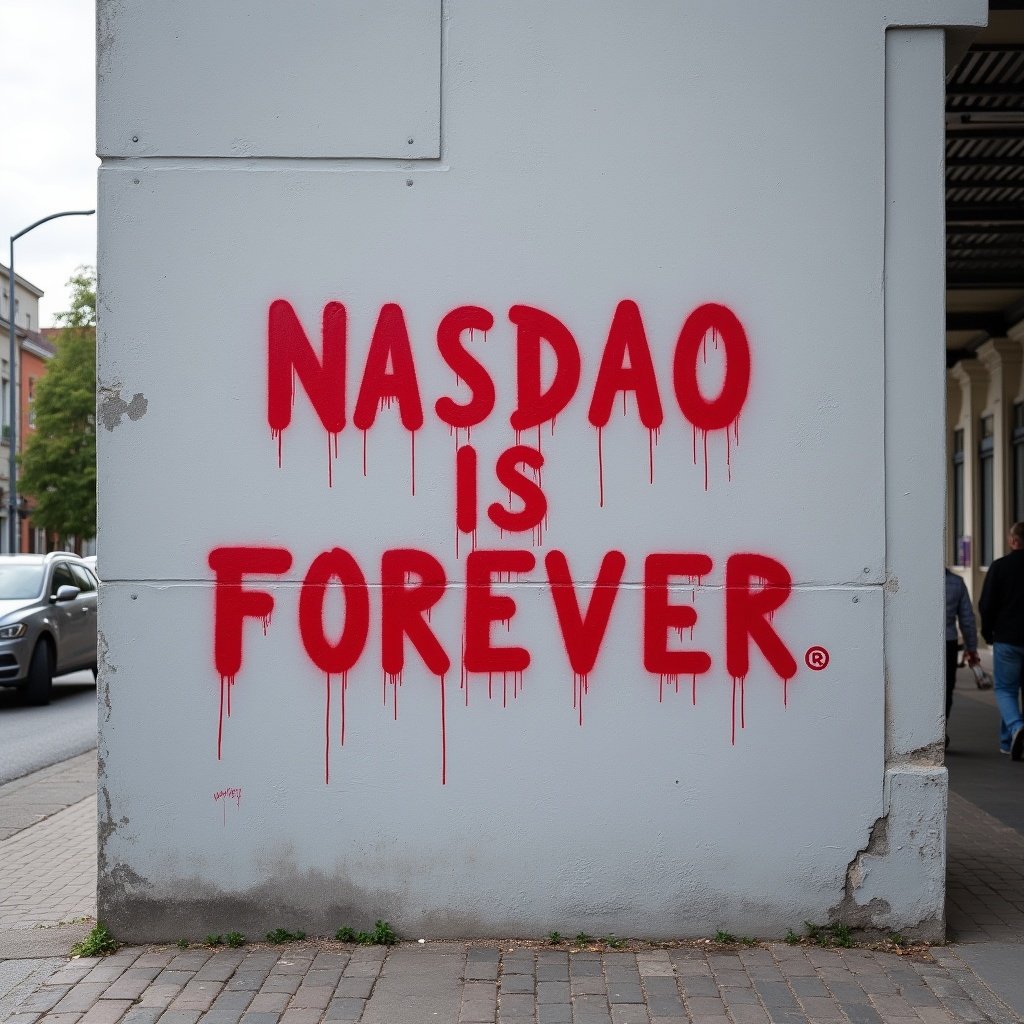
<box><xmin>0</xmin><ymin>940</ymin><xmax>1021</xmax><ymax>1024</ymax></box>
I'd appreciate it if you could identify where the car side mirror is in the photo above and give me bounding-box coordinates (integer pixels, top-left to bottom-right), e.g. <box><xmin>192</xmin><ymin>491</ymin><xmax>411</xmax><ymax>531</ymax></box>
<box><xmin>52</xmin><ymin>585</ymin><xmax>81</xmax><ymax>603</ymax></box>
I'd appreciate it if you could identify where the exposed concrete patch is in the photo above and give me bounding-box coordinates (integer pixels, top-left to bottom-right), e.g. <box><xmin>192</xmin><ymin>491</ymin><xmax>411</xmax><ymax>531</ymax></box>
<box><xmin>831</xmin><ymin>814</ymin><xmax>894</xmax><ymax>932</ymax></box>
<box><xmin>98</xmin><ymin>383</ymin><xmax>148</xmax><ymax>431</ymax></box>
<box><xmin>889</xmin><ymin>739</ymin><xmax>945</xmax><ymax>768</ymax></box>
<box><xmin>96</xmin><ymin>630</ymin><xmax>115</xmax><ymax>726</ymax></box>
<box><xmin>829</xmin><ymin>767</ymin><xmax>946</xmax><ymax>941</ymax></box>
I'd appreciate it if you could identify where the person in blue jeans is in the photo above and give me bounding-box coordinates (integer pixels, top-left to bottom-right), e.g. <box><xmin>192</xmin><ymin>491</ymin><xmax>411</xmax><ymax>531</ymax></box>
<box><xmin>979</xmin><ymin>521</ymin><xmax>1024</xmax><ymax>761</ymax></box>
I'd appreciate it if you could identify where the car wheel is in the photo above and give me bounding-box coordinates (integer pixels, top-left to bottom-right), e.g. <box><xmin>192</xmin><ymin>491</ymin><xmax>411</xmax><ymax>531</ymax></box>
<box><xmin>24</xmin><ymin>640</ymin><xmax>53</xmax><ymax>706</ymax></box>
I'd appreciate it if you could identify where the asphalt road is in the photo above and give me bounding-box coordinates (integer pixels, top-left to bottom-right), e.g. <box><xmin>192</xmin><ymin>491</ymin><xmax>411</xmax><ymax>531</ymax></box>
<box><xmin>0</xmin><ymin>672</ymin><xmax>97</xmax><ymax>785</ymax></box>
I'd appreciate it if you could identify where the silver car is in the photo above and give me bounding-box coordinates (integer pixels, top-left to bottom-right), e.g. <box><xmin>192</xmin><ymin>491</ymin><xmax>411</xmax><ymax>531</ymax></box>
<box><xmin>0</xmin><ymin>553</ymin><xmax>98</xmax><ymax>704</ymax></box>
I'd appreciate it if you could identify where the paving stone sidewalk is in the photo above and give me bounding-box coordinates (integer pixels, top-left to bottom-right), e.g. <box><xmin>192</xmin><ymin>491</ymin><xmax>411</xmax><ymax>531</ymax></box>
<box><xmin>946</xmin><ymin>791</ymin><xmax>1024</xmax><ymax>945</ymax></box>
<box><xmin>0</xmin><ymin>796</ymin><xmax>96</xmax><ymax>932</ymax></box>
<box><xmin>0</xmin><ymin>939</ymin><xmax>1020</xmax><ymax>1024</ymax></box>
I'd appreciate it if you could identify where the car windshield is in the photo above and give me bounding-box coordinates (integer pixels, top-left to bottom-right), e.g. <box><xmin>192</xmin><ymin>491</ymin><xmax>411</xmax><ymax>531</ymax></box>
<box><xmin>0</xmin><ymin>565</ymin><xmax>44</xmax><ymax>599</ymax></box>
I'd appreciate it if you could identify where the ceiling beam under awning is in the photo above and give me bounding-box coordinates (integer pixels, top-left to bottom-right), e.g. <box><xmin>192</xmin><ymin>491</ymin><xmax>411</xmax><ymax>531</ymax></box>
<box><xmin>947</xmin><ymin>155</ymin><xmax>1024</xmax><ymax>167</ymax></box>
<box><xmin>947</xmin><ymin>274</ymin><xmax>1024</xmax><ymax>289</ymax></box>
<box><xmin>946</xmin><ymin>311</ymin><xmax>1014</xmax><ymax>333</ymax></box>
<box><xmin>947</xmin><ymin>126</ymin><xmax>1024</xmax><ymax>139</ymax></box>
<box><xmin>948</xmin><ymin>84</ymin><xmax>1024</xmax><ymax>97</ymax></box>
<box><xmin>946</xmin><ymin>176</ymin><xmax>1024</xmax><ymax>188</ymax></box>
<box><xmin>947</xmin><ymin>203</ymin><xmax>1024</xmax><ymax>224</ymax></box>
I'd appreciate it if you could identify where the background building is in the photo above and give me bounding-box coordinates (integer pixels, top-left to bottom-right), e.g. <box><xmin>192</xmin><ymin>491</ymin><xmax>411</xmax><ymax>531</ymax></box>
<box><xmin>945</xmin><ymin>6</ymin><xmax>1024</xmax><ymax>599</ymax></box>
<box><xmin>0</xmin><ymin>262</ymin><xmax>46</xmax><ymax>553</ymax></box>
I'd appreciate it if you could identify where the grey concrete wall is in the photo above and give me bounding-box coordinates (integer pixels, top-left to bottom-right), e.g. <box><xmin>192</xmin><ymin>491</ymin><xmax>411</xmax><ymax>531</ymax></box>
<box><xmin>96</xmin><ymin>0</ymin><xmax>985</xmax><ymax>941</ymax></box>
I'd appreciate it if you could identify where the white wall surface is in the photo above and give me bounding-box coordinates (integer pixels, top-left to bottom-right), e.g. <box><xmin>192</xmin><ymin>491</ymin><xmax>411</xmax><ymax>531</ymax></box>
<box><xmin>96</xmin><ymin>0</ymin><xmax>985</xmax><ymax>940</ymax></box>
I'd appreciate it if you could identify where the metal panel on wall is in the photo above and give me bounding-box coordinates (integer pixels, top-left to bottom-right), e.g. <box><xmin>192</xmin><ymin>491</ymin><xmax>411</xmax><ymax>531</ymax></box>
<box><xmin>97</xmin><ymin>0</ymin><xmax>442</xmax><ymax>158</ymax></box>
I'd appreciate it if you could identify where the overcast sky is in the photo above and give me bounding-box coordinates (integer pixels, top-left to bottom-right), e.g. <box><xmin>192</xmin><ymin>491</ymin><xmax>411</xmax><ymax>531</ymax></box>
<box><xmin>1</xmin><ymin>0</ymin><xmax>97</xmax><ymax>328</ymax></box>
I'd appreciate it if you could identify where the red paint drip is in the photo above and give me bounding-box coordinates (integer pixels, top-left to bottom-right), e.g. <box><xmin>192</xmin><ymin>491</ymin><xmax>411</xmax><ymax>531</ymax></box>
<box><xmin>573</xmin><ymin>672</ymin><xmax>589</xmax><ymax>726</ymax></box>
<box><xmin>691</xmin><ymin>674</ymin><xmax>697</xmax><ymax>705</ymax></box>
<box><xmin>325</xmin><ymin>674</ymin><xmax>331</xmax><ymax>785</ymax></box>
<box><xmin>340</xmin><ymin>671</ymin><xmax>348</xmax><ymax>745</ymax></box>
<box><xmin>783</xmin><ymin>676</ymin><xmax>790</xmax><ymax>708</ymax></box>
<box><xmin>597</xmin><ymin>427</ymin><xmax>605</xmax><ymax>507</ymax></box>
<box><xmin>731</xmin><ymin>678</ymin><xmax>737</xmax><ymax>746</ymax></box>
<box><xmin>326</xmin><ymin>431</ymin><xmax>341</xmax><ymax>488</ymax></box>
<box><xmin>217</xmin><ymin>676</ymin><xmax>225</xmax><ymax>759</ymax></box>
<box><xmin>410</xmin><ymin>430</ymin><xmax>416</xmax><ymax>496</ymax></box>
<box><xmin>439</xmin><ymin>674</ymin><xmax>447</xmax><ymax>786</ymax></box>
<box><xmin>460</xmin><ymin>631</ymin><xmax>469</xmax><ymax>705</ymax></box>
<box><xmin>271</xmin><ymin>429</ymin><xmax>283</xmax><ymax>468</ymax></box>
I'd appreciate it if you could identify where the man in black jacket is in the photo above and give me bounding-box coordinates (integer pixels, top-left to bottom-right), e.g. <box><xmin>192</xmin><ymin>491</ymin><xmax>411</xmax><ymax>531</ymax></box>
<box><xmin>979</xmin><ymin>521</ymin><xmax>1024</xmax><ymax>761</ymax></box>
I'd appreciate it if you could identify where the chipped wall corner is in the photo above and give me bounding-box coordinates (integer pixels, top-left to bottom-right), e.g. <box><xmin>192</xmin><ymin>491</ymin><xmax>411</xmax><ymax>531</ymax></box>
<box><xmin>830</xmin><ymin>767</ymin><xmax>946</xmax><ymax>942</ymax></box>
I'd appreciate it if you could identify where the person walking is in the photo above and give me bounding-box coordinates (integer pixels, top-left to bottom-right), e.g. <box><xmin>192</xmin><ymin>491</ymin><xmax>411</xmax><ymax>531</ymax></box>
<box><xmin>979</xmin><ymin>521</ymin><xmax>1024</xmax><ymax>761</ymax></box>
<box><xmin>945</xmin><ymin>568</ymin><xmax>980</xmax><ymax>749</ymax></box>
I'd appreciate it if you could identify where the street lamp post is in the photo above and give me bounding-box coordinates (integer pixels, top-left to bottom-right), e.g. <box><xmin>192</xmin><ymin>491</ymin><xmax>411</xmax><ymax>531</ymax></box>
<box><xmin>7</xmin><ymin>209</ymin><xmax>95</xmax><ymax>554</ymax></box>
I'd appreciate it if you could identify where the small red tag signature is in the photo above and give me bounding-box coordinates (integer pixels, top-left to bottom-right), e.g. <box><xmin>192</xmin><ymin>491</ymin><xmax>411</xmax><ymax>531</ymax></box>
<box><xmin>213</xmin><ymin>787</ymin><xmax>242</xmax><ymax>809</ymax></box>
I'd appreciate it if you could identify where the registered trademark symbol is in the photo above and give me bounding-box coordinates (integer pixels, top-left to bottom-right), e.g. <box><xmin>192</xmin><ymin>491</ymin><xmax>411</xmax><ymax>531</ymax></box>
<box><xmin>805</xmin><ymin>646</ymin><xmax>830</xmax><ymax>671</ymax></box>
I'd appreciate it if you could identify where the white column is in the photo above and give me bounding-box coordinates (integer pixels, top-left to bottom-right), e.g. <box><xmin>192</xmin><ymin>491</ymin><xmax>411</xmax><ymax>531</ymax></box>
<box><xmin>950</xmin><ymin>358</ymin><xmax>990</xmax><ymax>599</ymax></box>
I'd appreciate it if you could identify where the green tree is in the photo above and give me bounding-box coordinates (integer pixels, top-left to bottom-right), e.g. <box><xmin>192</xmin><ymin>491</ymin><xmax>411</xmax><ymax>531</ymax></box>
<box><xmin>19</xmin><ymin>267</ymin><xmax>96</xmax><ymax>543</ymax></box>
